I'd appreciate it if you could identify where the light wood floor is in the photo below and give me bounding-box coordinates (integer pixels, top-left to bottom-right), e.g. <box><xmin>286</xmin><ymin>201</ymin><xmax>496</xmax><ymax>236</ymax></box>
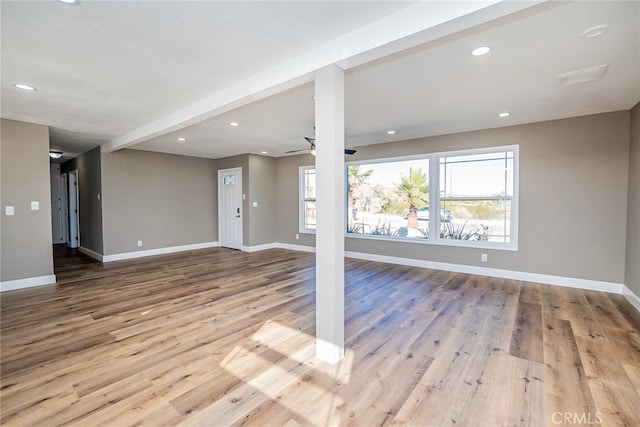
<box><xmin>1</xmin><ymin>246</ymin><xmax>639</xmax><ymax>426</ymax></box>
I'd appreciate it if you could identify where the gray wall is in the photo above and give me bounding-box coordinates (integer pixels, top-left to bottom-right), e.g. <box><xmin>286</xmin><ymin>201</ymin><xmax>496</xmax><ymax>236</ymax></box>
<box><xmin>0</xmin><ymin>119</ymin><xmax>54</xmax><ymax>282</ymax></box>
<box><xmin>61</xmin><ymin>147</ymin><xmax>103</xmax><ymax>255</ymax></box>
<box><xmin>216</xmin><ymin>153</ymin><xmax>276</xmax><ymax>247</ymax></box>
<box><xmin>248</xmin><ymin>154</ymin><xmax>276</xmax><ymax>246</ymax></box>
<box><xmin>626</xmin><ymin>103</ymin><xmax>640</xmax><ymax>296</ymax></box>
<box><xmin>276</xmin><ymin>111</ymin><xmax>631</xmax><ymax>284</ymax></box>
<box><xmin>101</xmin><ymin>149</ymin><xmax>217</xmax><ymax>255</ymax></box>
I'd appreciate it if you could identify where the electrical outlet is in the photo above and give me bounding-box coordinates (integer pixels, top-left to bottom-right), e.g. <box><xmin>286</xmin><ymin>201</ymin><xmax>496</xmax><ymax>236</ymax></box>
<box><xmin>295</xmin><ymin>233</ymin><xmax>300</xmax><ymax>240</ymax></box>
<box><xmin>137</xmin><ymin>240</ymin><xmax>143</xmax><ymax>247</ymax></box>
<box><xmin>481</xmin><ymin>253</ymin><xmax>488</xmax><ymax>262</ymax></box>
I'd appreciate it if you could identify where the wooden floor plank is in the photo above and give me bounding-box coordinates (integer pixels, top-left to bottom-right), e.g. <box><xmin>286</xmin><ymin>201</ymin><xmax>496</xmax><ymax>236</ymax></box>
<box><xmin>510</xmin><ymin>301</ymin><xmax>544</xmax><ymax>363</ymax></box>
<box><xmin>465</xmin><ymin>353</ymin><xmax>545</xmax><ymax>427</ymax></box>
<box><xmin>543</xmin><ymin>317</ymin><xmax>598</xmax><ymax>422</ymax></box>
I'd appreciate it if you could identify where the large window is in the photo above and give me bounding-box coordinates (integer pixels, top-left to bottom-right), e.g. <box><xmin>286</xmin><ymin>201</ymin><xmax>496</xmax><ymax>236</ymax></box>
<box><xmin>299</xmin><ymin>145</ymin><xmax>518</xmax><ymax>250</ymax></box>
<box><xmin>439</xmin><ymin>150</ymin><xmax>515</xmax><ymax>244</ymax></box>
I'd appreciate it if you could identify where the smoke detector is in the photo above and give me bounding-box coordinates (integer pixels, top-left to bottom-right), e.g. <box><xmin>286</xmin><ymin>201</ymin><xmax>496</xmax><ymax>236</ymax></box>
<box><xmin>555</xmin><ymin>64</ymin><xmax>608</xmax><ymax>87</ymax></box>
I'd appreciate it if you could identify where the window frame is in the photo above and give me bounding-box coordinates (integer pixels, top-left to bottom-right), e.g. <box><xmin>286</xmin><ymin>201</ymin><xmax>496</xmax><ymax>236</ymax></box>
<box><xmin>344</xmin><ymin>145</ymin><xmax>519</xmax><ymax>251</ymax></box>
<box><xmin>433</xmin><ymin>145</ymin><xmax>519</xmax><ymax>251</ymax></box>
<box><xmin>299</xmin><ymin>165</ymin><xmax>317</xmax><ymax>234</ymax></box>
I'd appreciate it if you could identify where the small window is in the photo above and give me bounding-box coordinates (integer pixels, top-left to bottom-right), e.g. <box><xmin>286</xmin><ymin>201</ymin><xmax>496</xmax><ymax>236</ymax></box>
<box><xmin>299</xmin><ymin>166</ymin><xmax>316</xmax><ymax>233</ymax></box>
<box><xmin>223</xmin><ymin>175</ymin><xmax>237</xmax><ymax>185</ymax></box>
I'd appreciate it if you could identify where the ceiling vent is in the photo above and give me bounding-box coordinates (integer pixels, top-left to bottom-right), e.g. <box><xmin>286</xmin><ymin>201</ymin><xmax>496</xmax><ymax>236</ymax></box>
<box><xmin>555</xmin><ymin>64</ymin><xmax>608</xmax><ymax>87</ymax></box>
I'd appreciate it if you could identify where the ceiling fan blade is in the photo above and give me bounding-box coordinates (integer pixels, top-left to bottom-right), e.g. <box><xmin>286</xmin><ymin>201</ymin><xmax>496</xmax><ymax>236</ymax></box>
<box><xmin>285</xmin><ymin>148</ymin><xmax>309</xmax><ymax>154</ymax></box>
<box><xmin>297</xmin><ymin>134</ymin><xmax>356</xmax><ymax>155</ymax></box>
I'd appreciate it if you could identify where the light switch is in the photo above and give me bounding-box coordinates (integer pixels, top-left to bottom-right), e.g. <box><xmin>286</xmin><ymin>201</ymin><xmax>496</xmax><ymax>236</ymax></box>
<box><xmin>31</xmin><ymin>201</ymin><xmax>40</xmax><ymax>211</ymax></box>
<box><xmin>5</xmin><ymin>206</ymin><xmax>15</xmax><ymax>216</ymax></box>
<box><xmin>252</xmin><ymin>201</ymin><xmax>258</xmax><ymax>208</ymax></box>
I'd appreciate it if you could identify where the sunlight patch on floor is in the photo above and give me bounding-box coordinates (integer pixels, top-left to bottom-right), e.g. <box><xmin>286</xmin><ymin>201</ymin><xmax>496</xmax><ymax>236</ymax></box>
<box><xmin>197</xmin><ymin>319</ymin><xmax>356</xmax><ymax>427</ymax></box>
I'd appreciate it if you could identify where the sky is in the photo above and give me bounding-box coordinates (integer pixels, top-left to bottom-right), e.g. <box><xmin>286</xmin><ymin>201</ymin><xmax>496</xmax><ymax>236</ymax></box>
<box><xmin>349</xmin><ymin>153</ymin><xmax>513</xmax><ymax>197</ymax></box>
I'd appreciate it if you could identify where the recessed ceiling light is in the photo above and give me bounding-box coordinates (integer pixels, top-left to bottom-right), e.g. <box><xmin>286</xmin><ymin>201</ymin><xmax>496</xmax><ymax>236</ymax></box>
<box><xmin>471</xmin><ymin>46</ymin><xmax>490</xmax><ymax>56</ymax></box>
<box><xmin>58</xmin><ymin>0</ymin><xmax>80</xmax><ymax>4</ymax></box>
<box><xmin>13</xmin><ymin>83</ymin><xmax>37</xmax><ymax>91</ymax></box>
<box><xmin>582</xmin><ymin>24</ymin><xmax>608</xmax><ymax>39</ymax></box>
<box><xmin>229</xmin><ymin>122</ymin><xmax>239</xmax><ymax>127</ymax></box>
<box><xmin>261</xmin><ymin>151</ymin><xmax>268</xmax><ymax>154</ymax></box>
<box><xmin>387</xmin><ymin>130</ymin><xmax>396</xmax><ymax>135</ymax></box>
<box><xmin>498</xmin><ymin>112</ymin><xmax>510</xmax><ymax>118</ymax></box>
<box><xmin>177</xmin><ymin>137</ymin><xmax>186</xmax><ymax>142</ymax></box>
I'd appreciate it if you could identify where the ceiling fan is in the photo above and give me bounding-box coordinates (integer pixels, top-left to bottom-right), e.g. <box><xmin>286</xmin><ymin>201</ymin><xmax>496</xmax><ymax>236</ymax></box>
<box><xmin>48</xmin><ymin>149</ymin><xmax>73</xmax><ymax>162</ymax></box>
<box><xmin>285</xmin><ymin>136</ymin><xmax>357</xmax><ymax>156</ymax></box>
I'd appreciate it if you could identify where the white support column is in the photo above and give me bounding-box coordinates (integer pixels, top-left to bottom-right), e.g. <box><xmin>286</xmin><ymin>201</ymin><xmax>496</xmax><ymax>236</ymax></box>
<box><xmin>314</xmin><ymin>64</ymin><xmax>345</xmax><ymax>364</ymax></box>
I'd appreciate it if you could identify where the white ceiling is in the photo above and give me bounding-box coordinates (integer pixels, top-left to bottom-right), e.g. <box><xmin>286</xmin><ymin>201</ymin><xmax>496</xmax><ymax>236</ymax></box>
<box><xmin>1</xmin><ymin>1</ymin><xmax>638</xmax><ymax>160</ymax></box>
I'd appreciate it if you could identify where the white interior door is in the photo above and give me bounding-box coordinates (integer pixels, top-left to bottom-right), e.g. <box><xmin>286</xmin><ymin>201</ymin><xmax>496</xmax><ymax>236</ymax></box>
<box><xmin>218</xmin><ymin>168</ymin><xmax>243</xmax><ymax>250</ymax></box>
<box><xmin>60</xmin><ymin>173</ymin><xmax>69</xmax><ymax>244</ymax></box>
<box><xmin>50</xmin><ymin>164</ymin><xmax>64</xmax><ymax>243</ymax></box>
<box><xmin>68</xmin><ymin>170</ymin><xmax>79</xmax><ymax>248</ymax></box>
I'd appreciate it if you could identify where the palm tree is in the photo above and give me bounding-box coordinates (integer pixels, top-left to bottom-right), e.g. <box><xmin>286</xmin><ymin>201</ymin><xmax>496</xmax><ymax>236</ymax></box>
<box><xmin>397</xmin><ymin>167</ymin><xmax>429</xmax><ymax>228</ymax></box>
<box><xmin>347</xmin><ymin>165</ymin><xmax>373</xmax><ymax>219</ymax></box>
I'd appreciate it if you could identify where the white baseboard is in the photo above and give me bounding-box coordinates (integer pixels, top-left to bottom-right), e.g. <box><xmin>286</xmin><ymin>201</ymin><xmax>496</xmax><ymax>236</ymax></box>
<box><xmin>241</xmin><ymin>242</ymin><xmax>316</xmax><ymax>254</ymax></box>
<box><xmin>79</xmin><ymin>246</ymin><xmax>103</xmax><ymax>262</ymax></box>
<box><xmin>623</xmin><ymin>286</ymin><xmax>640</xmax><ymax>312</ymax></box>
<box><xmin>243</xmin><ymin>243</ymin><xmax>278</xmax><ymax>253</ymax></box>
<box><xmin>274</xmin><ymin>242</ymin><xmax>316</xmax><ymax>253</ymax></box>
<box><xmin>1</xmin><ymin>274</ymin><xmax>56</xmax><ymax>292</ymax></box>
<box><xmin>103</xmin><ymin>241</ymin><xmax>219</xmax><ymax>262</ymax></box>
<box><xmin>344</xmin><ymin>250</ymin><xmax>623</xmax><ymax>295</ymax></box>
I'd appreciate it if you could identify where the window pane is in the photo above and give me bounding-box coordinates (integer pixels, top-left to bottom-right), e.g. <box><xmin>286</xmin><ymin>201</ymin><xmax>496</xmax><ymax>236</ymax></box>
<box><xmin>347</xmin><ymin>160</ymin><xmax>429</xmax><ymax>240</ymax></box>
<box><xmin>438</xmin><ymin>150</ymin><xmax>514</xmax><ymax>244</ymax></box>
<box><xmin>505</xmin><ymin>157</ymin><xmax>514</xmax><ymax>197</ymax></box>
<box><xmin>440</xmin><ymin>151</ymin><xmax>513</xmax><ymax>198</ymax></box>
<box><xmin>304</xmin><ymin>169</ymin><xmax>316</xmax><ymax>199</ymax></box>
<box><xmin>440</xmin><ymin>199</ymin><xmax>511</xmax><ymax>243</ymax></box>
<box><xmin>304</xmin><ymin>200</ymin><xmax>316</xmax><ymax>230</ymax></box>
